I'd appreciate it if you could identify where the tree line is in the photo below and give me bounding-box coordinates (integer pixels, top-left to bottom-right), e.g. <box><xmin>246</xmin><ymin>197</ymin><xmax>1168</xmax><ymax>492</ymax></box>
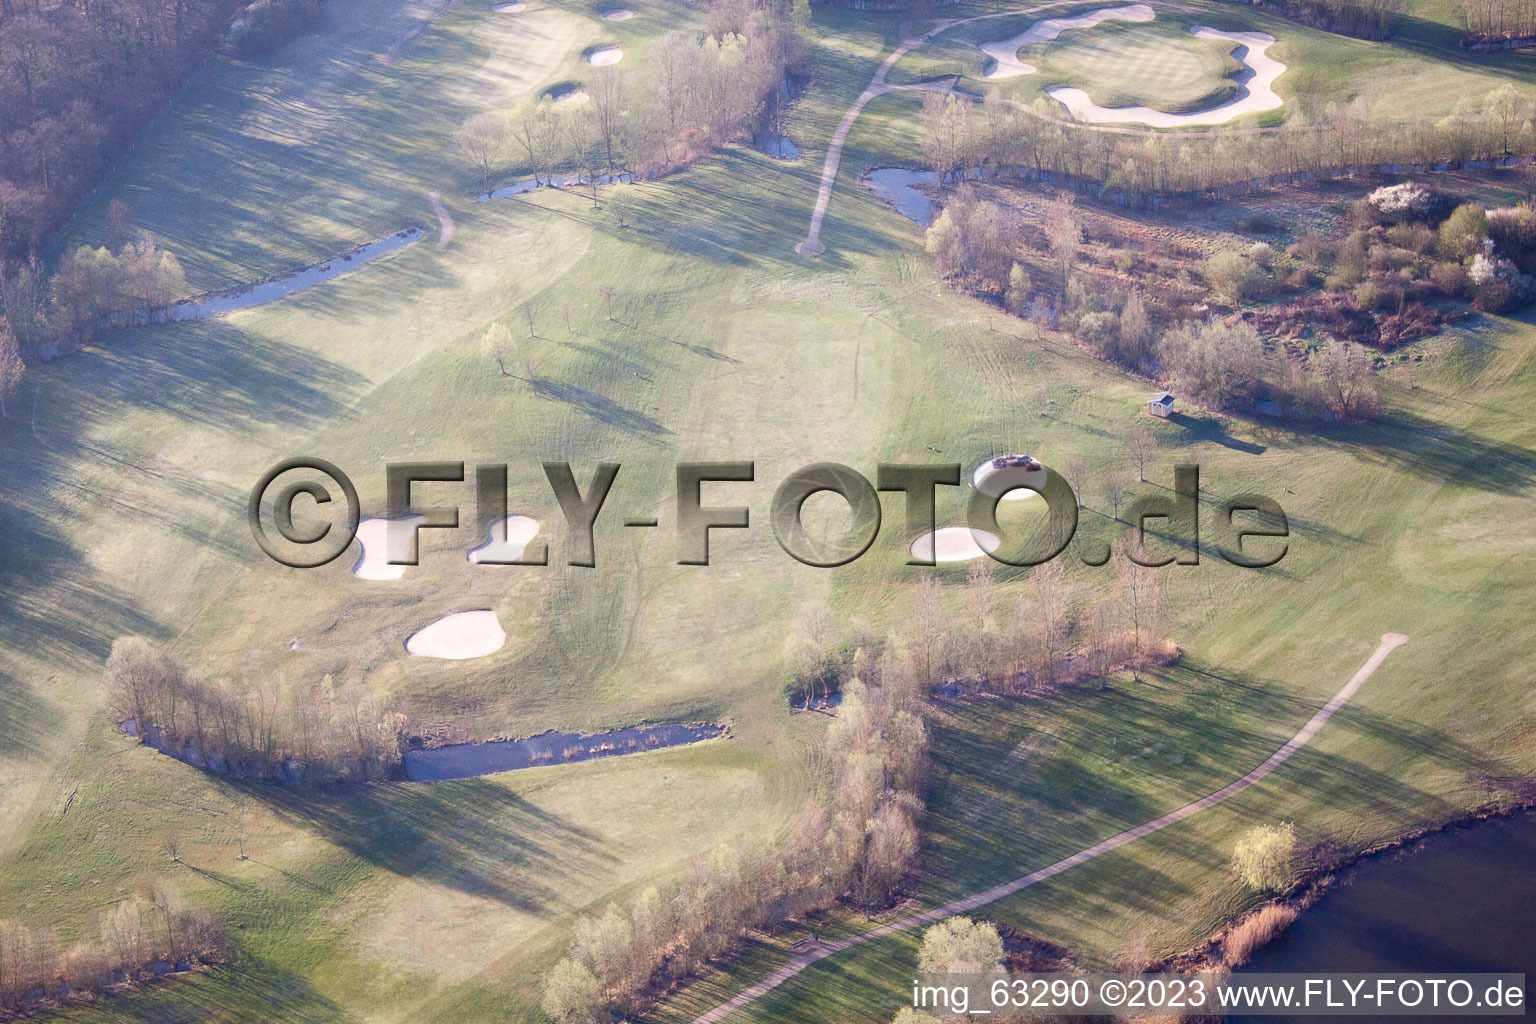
<box><xmin>106</xmin><ymin>637</ymin><xmax>409</xmax><ymax>785</ymax></box>
<box><xmin>0</xmin><ymin>0</ymin><xmax>253</xmax><ymax>259</ymax></box>
<box><xmin>0</xmin><ymin>881</ymin><xmax>225</xmax><ymax>1015</ymax></box>
<box><xmin>542</xmin><ymin>670</ymin><xmax>929</xmax><ymax>1022</ymax></box>
<box><xmin>1</xmin><ymin>232</ymin><xmax>191</xmax><ymax>361</ymax></box>
<box><xmin>1218</xmin><ymin>0</ymin><xmax>1405</xmax><ymax>40</ymax></box>
<box><xmin>456</xmin><ymin>0</ymin><xmax>811</xmax><ymax>192</ymax></box>
<box><xmin>1461</xmin><ymin>0</ymin><xmax>1536</xmax><ymax>42</ymax></box>
<box><xmin>918</xmin><ymin>86</ymin><xmax>1536</xmax><ymax>203</ymax></box>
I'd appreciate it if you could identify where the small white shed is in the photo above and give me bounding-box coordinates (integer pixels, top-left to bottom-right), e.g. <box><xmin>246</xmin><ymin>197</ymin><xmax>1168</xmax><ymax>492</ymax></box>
<box><xmin>1147</xmin><ymin>391</ymin><xmax>1175</xmax><ymax>418</ymax></box>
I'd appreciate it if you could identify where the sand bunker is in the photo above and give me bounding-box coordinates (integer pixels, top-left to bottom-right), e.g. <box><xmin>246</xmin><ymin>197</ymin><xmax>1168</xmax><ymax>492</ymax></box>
<box><xmin>982</xmin><ymin>4</ymin><xmax>1155</xmax><ymax>79</ymax></box>
<box><xmin>406</xmin><ymin>610</ymin><xmax>506</xmax><ymax>660</ymax></box>
<box><xmin>588</xmin><ymin>46</ymin><xmax>623</xmax><ymax>65</ymax></box>
<box><xmin>910</xmin><ymin>527</ymin><xmax>1002</xmax><ymax>563</ymax></box>
<box><xmin>468</xmin><ymin>515</ymin><xmax>541</xmax><ymax>563</ymax></box>
<box><xmin>1047</xmin><ymin>26</ymin><xmax>1284</xmax><ymax>126</ymax></box>
<box><xmin>603</xmin><ymin>8</ymin><xmax>633</xmax><ymax>19</ymax></box>
<box><xmin>494</xmin><ymin>2</ymin><xmax>525</xmax><ymax>9</ymax></box>
<box><xmin>353</xmin><ymin>516</ymin><xmax>426</xmax><ymax>580</ymax></box>
<box><xmin>973</xmin><ymin>456</ymin><xmax>1044</xmax><ymax>502</ymax></box>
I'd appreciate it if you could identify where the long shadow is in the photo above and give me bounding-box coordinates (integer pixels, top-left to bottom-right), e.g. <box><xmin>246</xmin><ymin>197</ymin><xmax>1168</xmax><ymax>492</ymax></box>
<box><xmin>259</xmin><ymin>779</ymin><xmax>614</xmax><ymax>911</ymax></box>
<box><xmin>530</xmin><ymin>376</ymin><xmax>672</xmax><ymax>439</ymax></box>
<box><xmin>0</xmin><ymin>666</ymin><xmax>61</xmax><ymax>762</ymax></box>
<box><xmin>1285</xmin><ymin>404</ymin><xmax>1536</xmax><ymax>496</ymax></box>
<box><xmin>1164</xmin><ymin>411</ymin><xmax>1266</xmax><ymax>454</ymax></box>
<box><xmin>76</xmin><ymin>956</ymin><xmax>346</xmax><ymax>1023</ymax></box>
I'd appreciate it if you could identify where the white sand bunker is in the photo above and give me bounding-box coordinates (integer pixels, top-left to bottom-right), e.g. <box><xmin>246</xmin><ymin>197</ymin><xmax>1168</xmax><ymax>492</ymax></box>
<box><xmin>468</xmin><ymin>515</ymin><xmax>541</xmax><ymax>563</ymax></box>
<box><xmin>982</xmin><ymin>4</ymin><xmax>1154</xmax><ymax>79</ymax></box>
<box><xmin>1047</xmin><ymin>26</ymin><xmax>1285</xmax><ymax>126</ymax></box>
<box><xmin>973</xmin><ymin>456</ymin><xmax>1044</xmax><ymax>501</ymax></box>
<box><xmin>494</xmin><ymin>2</ymin><xmax>525</xmax><ymax>10</ymax></box>
<box><xmin>353</xmin><ymin>516</ymin><xmax>426</xmax><ymax>580</ymax></box>
<box><xmin>603</xmin><ymin>8</ymin><xmax>633</xmax><ymax>19</ymax></box>
<box><xmin>547</xmin><ymin>87</ymin><xmax>589</xmax><ymax>104</ymax></box>
<box><xmin>910</xmin><ymin>527</ymin><xmax>1002</xmax><ymax>563</ymax></box>
<box><xmin>406</xmin><ymin>610</ymin><xmax>506</xmax><ymax>660</ymax></box>
<box><xmin>588</xmin><ymin>46</ymin><xmax>623</xmax><ymax>65</ymax></box>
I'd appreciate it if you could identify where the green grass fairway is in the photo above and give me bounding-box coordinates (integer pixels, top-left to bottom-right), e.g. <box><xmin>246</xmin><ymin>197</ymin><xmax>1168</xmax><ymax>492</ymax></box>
<box><xmin>889</xmin><ymin>0</ymin><xmax>1536</xmax><ymax>127</ymax></box>
<box><xmin>1031</xmin><ymin>19</ymin><xmax>1241</xmax><ymax>113</ymax></box>
<box><xmin>3</xmin><ymin>0</ymin><xmax>1536</xmax><ymax>1021</ymax></box>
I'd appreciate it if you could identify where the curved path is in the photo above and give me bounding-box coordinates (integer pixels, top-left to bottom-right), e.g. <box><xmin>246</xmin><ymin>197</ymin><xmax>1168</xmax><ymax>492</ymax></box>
<box><xmin>687</xmin><ymin>632</ymin><xmax>1410</xmax><ymax>1024</ymax></box>
<box><xmin>797</xmin><ymin>0</ymin><xmax>1296</xmax><ymax>256</ymax></box>
<box><xmin>428</xmin><ymin>191</ymin><xmax>454</xmax><ymax>250</ymax></box>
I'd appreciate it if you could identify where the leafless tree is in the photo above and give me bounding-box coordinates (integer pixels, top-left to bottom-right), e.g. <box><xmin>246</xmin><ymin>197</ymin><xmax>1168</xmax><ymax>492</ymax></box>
<box><xmin>0</xmin><ymin>322</ymin><xmax>21</xmax><ymax>418</ymax></box>
<box><xmin>598</xmin><ymin>284</ymin><xmax>616</xmax><ymax>321</ymax></box>
<box><xmin>522</xmin><ymin>300</ymin><xmax>539</xmax><ymax>338</ymax></box>
<box><xmin>454</xmin><ymin>112</ymin><xmax>504</xmax><ymax>190</ymax></box>
<box><xmin>1116</xmin><ymin>538</ymin><xmax>1160</xmax><ymax>680</ymax></box>
<box><xmin>590</xmin><ymin>67</ymin><xmax>627</xmax><ymax>171</ymax></box>
<box><xmin>1044</xmin><ymin>196</ymin><xmax>1081</xmax><ymax>289</ymax></box>
<box><xmin>1129</xmin><ymin>425</ymin><xmax>1156</xmax><ymax>482</ymax></box>
<box><xmin>1065</xmin><ymin>456</ymin><xmax>1090</xmax><ymax>507</ymax></box>
<box><xmin>1103</xmin><ymin>467</ymin><xmax>1128</xmax><ymax>521</ymax></box>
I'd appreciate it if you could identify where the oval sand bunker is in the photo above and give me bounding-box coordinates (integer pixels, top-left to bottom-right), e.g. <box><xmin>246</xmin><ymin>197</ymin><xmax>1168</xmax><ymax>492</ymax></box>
<box><xmin>469</xmin><ymin>515</ymin><xmax>541</xmax><ymax>564</ymax></box>
<box><xmin>495</xmin><ymin>2</ymin><xmax>526</xmax><ymax>10</ymax></box>
<box><xmin>973</xmin><ymin>456</ymin><xmax>1044</xmax><ymax>502</ymax></box>
<box><xmin>910</xmin><ymin>527</ymin><xmax>1002</xmax><ymax>563</ymax></box>
<box><xmin>588</xmin><ymin>46</ymin><xmax>623</xmax><ymax>65</ymax></box>
<box><xmin>406</xmin><ymin>610</ymin><xmax>506</xmax><ymax>660</ymax></box>
<box><xmin>353</xmin><ymin>516</ymin><xmax>426</xmax><ymax>580</ymax></box>
<box><xmin>603</xmin><ymin>8</ymin><xmax>633</xmax><ymax>19</ymax></box>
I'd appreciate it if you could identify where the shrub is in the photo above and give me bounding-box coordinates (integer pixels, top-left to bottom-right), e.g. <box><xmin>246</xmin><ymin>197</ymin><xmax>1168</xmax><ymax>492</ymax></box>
<box><xmin>1430</xmin><ymin>260</ymin><xmax>1469</xmax><ymax>297</ymax></box>
<box><xmin>1438</xmin><ymin>203</ymin><xmax>1490</xmax><ymax>261</ymax></box>
<box><xmin>1222</xmin><ymin>904</ymin><xmax>1299</xmax><ymax>967</ymax></box>
<box><xmin>1205</xmin><ymin>250</ymin><xmax>1265</xmax><ymax>303</ymax></box>
<box><xmin>1076</xmin><ymin>311</ymin><xmax>1119</xmax><ymax>351</ymax></box>
<box><xmin>1232</xmin><ymin>823</ymin><xmax>1297</xmax><ymax>890</ymax></box>
<box><xmin>1158</xmin><ymin>318</ymin><xmax>1265</xmax><ymax>412</ymax></box>
<box><xmin>1488</xmin><ymin>205</ymin><xmax>1536</xmax><ymax>274</ymax></box>
<box><xmin>1367</xmin><ymin>182</ymin><xmax>1434</xmax><ymax>221</ymax></box>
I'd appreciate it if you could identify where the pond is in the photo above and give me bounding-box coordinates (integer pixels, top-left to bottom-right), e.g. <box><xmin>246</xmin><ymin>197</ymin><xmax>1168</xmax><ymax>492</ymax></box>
<box><xmin>1235</xmin><ymin>813</ymin><xmax>1536</xmax><ymax>1020</ymax></box>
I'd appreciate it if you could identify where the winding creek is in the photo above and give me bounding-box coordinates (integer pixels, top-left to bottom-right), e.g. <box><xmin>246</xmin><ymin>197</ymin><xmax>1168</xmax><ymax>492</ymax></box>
<box><xmin>404</xmin><ymin>723</ymin><xmax>729</xmax><ymax>781</ymax></box>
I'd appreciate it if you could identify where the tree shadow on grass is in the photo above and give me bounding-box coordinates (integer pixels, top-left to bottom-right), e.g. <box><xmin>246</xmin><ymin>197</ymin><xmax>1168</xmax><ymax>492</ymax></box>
<box><xmin>531</xmin><ymin>376</ymin><xmax>671</xmax><ymax>440</ymax></box>
<box><xmin>74</xmin><ymin>957</ymin><xmax>346</xmax><ymax>1023</ymax></box>
<box><xmin>261</xmin><ymin>779</ymin><xmax>615</xmax><ymax>912</ymax></box>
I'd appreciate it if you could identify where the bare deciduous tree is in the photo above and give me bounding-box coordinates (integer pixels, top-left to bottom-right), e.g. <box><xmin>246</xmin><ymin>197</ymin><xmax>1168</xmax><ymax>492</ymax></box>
<box><xmin>598</xmin><ymin>284</ymin><xmax>616</xmax><ymax>321</ymax></box>
<box><xmin>454</xmin><ymin>112</ymin><xmax>504</xmax><ymax>190</ymax></box>
<box><xmin>1103</xmin><ymin>467</ymin><xmax>1128</xmax><ymax>521</ymax></box>
<box><xmin>521</xmin><ymin>300</ymin><xmax>539</xmax><ymax>338</ymax></box>
<box><xmin>1129</xmin><ymin>425</ymin><xmax>1156</xmax><ymax>482</ymax></box>
<box><xmin>1065</xmin><ymin>456</ymin><xmax>1090</xmax><ymax>507</ymax></box>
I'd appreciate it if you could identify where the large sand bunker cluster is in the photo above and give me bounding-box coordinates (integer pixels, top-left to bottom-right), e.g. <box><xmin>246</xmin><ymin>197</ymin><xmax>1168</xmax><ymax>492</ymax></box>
<box><xmin>975</xmin><ymin>4</ymin><xmax>1285</xmax><ymax>127</ymax></box>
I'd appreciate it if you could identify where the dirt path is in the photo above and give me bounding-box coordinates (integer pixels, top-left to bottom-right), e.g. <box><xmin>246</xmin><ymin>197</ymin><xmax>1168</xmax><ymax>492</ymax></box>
<box><xmin>686</xmin><ymin>633</ymin><xmax>1410</xmax><ymax>1024</ymax></box>
<box><xmin>429</xmin><ymin>191</ymin><xmax>454</xmax><ymax>250</ymax></box>
<box><xmin>381</xmin><ymin>0</ymin><xmax>465</xmax><ymax>64</ymax></box>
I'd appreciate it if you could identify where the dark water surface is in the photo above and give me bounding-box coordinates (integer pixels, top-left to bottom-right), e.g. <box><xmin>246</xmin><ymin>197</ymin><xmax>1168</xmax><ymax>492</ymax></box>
<box><xmin>1236</xmin><ymin>813</ymin><xmax>1536</xmax><ymax>1021</ymax></box>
